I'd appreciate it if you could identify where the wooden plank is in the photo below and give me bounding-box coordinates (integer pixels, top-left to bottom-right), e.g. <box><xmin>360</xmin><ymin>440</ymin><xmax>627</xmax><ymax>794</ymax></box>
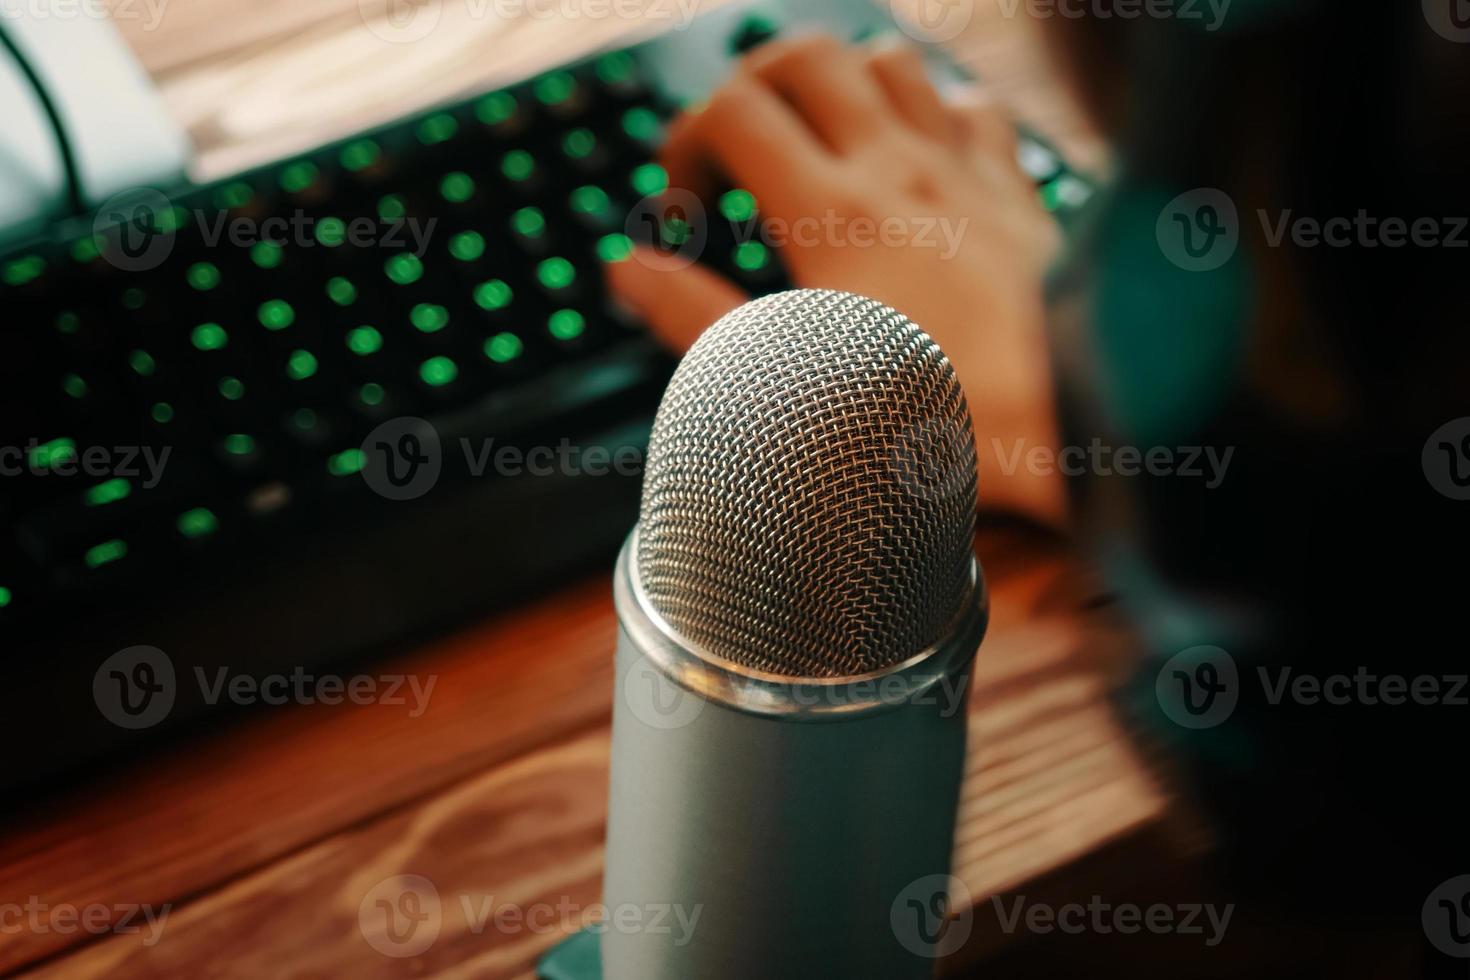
<box><xmin>7</xmin><ymin>532</ymin><xmax>1169</xmax><ymax>979</ymax></box>
<box><xmin>108</xmin><ymin>0</ymin><xmax>1104</xmax><ymax>183</ymax></box>
<box><xmin>0</xmin><ymin>576</ymin><xmax>620</xmax><ymax>976</ymax></box>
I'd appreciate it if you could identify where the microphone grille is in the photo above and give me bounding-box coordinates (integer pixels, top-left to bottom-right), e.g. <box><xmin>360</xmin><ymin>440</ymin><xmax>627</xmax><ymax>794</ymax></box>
<box><xmin>636</xmin><ymin>289</ymin><xmax>978</xmax><ymax>680</ymax></box>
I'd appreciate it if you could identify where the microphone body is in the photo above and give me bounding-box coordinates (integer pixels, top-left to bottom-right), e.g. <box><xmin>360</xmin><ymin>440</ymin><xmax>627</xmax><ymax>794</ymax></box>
<box><xmin>602</xmin><ymin>535</ymin><xmax>986</xmax><ymax>979</ymax></box>
<box><xmin>598</xmin><ymin>289</ymin><xmax>987</xmax><ymax>978</ymax></box>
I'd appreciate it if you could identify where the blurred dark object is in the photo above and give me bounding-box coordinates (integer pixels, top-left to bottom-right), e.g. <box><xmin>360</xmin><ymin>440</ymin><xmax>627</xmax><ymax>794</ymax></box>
<box><xmin>1044</xmin><ymin>2</ymin><xmax>1470</xmax><ymax>974</ymax></box>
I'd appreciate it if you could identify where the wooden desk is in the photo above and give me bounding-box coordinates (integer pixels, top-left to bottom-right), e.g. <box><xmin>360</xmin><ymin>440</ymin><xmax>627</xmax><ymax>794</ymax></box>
<box><xmin>0</xmin><ymin>4</ymin><xmax>1172</xmax><ymax>978</ymax></box>
<box><xmin>2</xmin><ymin>527</ymin><xmax>1183</xmax><ymax>978</ymax></box>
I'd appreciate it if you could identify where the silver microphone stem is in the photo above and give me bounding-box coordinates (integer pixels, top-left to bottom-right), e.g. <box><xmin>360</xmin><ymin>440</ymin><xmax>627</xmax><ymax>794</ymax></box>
<box><xmin>602</xmin><ymin>530</ymin><xmax>988</xmax><ymax>980</ymax></box>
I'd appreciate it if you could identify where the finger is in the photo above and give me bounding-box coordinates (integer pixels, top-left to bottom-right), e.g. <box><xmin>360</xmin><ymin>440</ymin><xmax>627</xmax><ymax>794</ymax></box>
<box><xmin>865</xmin><ymin>42</ymin><xmax>959</xmax><ymax>147</ymax></box>
<box><xmin>660</xmin><ymin>72</ymin><xmax>833</xmax><ymax>219</ymax></box>
<box><xmin>947</xmin><ymin>88</ymin><xmax>1020</xmax><ymax>159</ymax></box>
<box><xmin>742</xmin><ymin>34</ymin><xmax>894</xmax><ymax>153</ymax></box>
<box><xmin>604</xmin><ymin>247</ymin><xmax>749</xmax><ymax>353</ymax></box>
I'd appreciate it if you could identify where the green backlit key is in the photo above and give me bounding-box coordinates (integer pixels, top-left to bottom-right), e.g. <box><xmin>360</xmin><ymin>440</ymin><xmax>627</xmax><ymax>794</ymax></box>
<box><xmin>622</xmin><ymin>107</ymin><xmax>661</xmax><ymax>146</ymax></box>
<box><xmin>177</xmin><ymin>508</ymin><xmax>219</xmax><ymax>539</ymax></box>
<box><xmin>84</xmin><ymin>539</ymin><xmax>127</xmax><ymax>570</ymax></box>
<box><xmin>85</xmin><ymin>479</ymin><xmax>131</xmax><ymax>507</ymax></box>
<box><xmin>326</xmin><ymin>277</ymin><xmax>358</xmax><ymax>307</ymax></box>
<box><xmin>595</xmin><ymin>51</ymin><xmax>638</xmax><ymax>88</ymax></box>
<box><xmin>286</xmin><ymin>350</ymin><xmax>319</xmax><ymax>381</ymax></box>
<box><xmin>535</xmin><ymin>71</ymin><xmax>578</xmax><ymax>109</ymax></box>
<box><xmin>340</xmin><ymin>139</ymin><xmax>381</xmax><ymax>173</ymax></box>
<box><xmin>597</xmin><ymin>234</ymin><xmax>634</xmax><ymax>263</ymax></box>
<box><xmin>328</xmin><ymin>449</ymin><xmax>366</xmax><ymax>477</ymax></box>
<box><xmin>251</xmin><ymin>241</ymin><xmax>284</xmax><ymax>270</ymax></box>
<box><xmin>537</xmin><ymin>257</ymin><xmax>576</xmax><ymax>292</ymax></box>
<box><xmin>385</xmin><ymin>254</ymin><xmax>424</xmax><ymax>286</ymax></box>
<box><xmin>279</xmin><ymin>161</ymin><xmax>320</xmax><ymax>194</ymax></box>
<box><xmin>192</xmin><ymin>323</ymin><xmax>229</xmax><ymax>350</ymax></box>
<box><xmin>571</xmin><ymin>185</ymin><xmax>611</xmax><ymax>218</ymax></box>
<box><xmin>512</xmin><ymin>207</ymin><xmax>546</xmax><ymax>240</ymax></box>
<box><xmin>419</xmin><ymin>356</ymin><xmax>458</xmax><ymax>387</ymax></box>
<box><xmin>474</xmin><ymin>279</ymin><xmax>513</xmax><ymax>312</ymax></box>
<box><xmin>502</xmin><ymin>150</ymin><xmax>537</xmax><ymax>184</ymax></box>
<box><xmin>187</xmin><ymin>262</ymin><xmax>221</xmax><ymax>291</ymax></box>
<box><xmin>347</xmin><ymin>326</ymin><xmax>383</xmax><ymax>356</ymax></box>
<box><xmin>258</xmin><ymin>301</ymin><xmax>295</xmax><ymax>331</ymax></box>
<box><xmin>548</xmin><ymin>309</ymin><xmax>585</xmax><ymax>341</ymax></box>
<box><xmin>448</xmin><ymin>232</ymin><xmax>485</xmax><ymax>262</ymax></box>
<box><xmin>630</xmin><ymin>163</ymin><xmax>668</xmax><ymax>197</ymax></box>
<box><xmin>417</xmin><ymin>113</ymin><xmax>458</xmax><ymax>145</ymax></box>
<box><xmin>410</xmin><ymin>304</ymin><xmax>449</xmax><ymax>333</ymax></box>
<box><xmin>440</xmin><ymin>172</ymin><xmax>475</xmax><ymax>204</ymax></box>
<box><xmin>720</xmin><ymin>189</ymin><xmax>758</xmax><ymax>223</ymax></box>
<box><xmin>378</xmin><ymin>194</ymin><xmax>407</xmax><ymax>222</ymax></box>
<box><xmin>563</xmin><ymin>128</ymin><xmax>596</xmax><ymax>159</ymax></box>
<box><xmin>484</xmin><ymin>331</ymin><xmax>523</xmax><ymax>364</ymax></box>
<box><xmin>476</xmin><ymin>91</ymin><xmax>519</xmax><ymax>129</ymax></box>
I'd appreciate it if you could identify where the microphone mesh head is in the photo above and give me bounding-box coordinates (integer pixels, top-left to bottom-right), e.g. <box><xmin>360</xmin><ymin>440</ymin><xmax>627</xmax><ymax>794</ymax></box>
<box><xmin>636</xmin><ymin>289</ymin><xmax>978</xmax><ymax>679</ymax></box>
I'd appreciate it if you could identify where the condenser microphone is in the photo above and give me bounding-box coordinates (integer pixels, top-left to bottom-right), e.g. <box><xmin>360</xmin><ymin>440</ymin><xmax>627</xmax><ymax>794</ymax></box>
<box><xmin>602</xmin><ymin>289</ymin><xmax>988</xmax><ymax>980</ymax></box>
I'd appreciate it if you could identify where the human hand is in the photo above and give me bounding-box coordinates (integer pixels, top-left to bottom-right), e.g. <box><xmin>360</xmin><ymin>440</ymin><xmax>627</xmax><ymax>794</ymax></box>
<box><xmin>605</xmin><ymin>35</ymin><xmax>1066</xmax><ymax>526</ymax></box>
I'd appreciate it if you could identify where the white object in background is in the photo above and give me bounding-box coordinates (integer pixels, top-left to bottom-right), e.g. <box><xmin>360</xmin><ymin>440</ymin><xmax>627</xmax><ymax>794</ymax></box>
<box><xmin>0</xmin><ymin>0</ymin><xmax>191</xmax><ymax>242</ymax></box>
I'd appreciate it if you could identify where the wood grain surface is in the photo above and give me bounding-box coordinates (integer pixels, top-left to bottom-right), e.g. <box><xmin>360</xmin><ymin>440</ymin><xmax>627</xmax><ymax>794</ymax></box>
<box><xmin>104</xmin><ymin>0</ymin><xmax>1106</xmax><ymax>181</ymax></box>
<box><xmin>2</xmin><ymin>528</ymin><xmax>1175</xmax><ymax>979</ymax></box>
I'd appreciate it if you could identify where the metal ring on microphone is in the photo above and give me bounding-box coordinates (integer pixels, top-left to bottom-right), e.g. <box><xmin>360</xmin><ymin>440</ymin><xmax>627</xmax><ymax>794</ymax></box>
<box><xmin>617</xmin><ymin>529</ymin><xmax>988</xmax><ymax>720</ymax></box>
